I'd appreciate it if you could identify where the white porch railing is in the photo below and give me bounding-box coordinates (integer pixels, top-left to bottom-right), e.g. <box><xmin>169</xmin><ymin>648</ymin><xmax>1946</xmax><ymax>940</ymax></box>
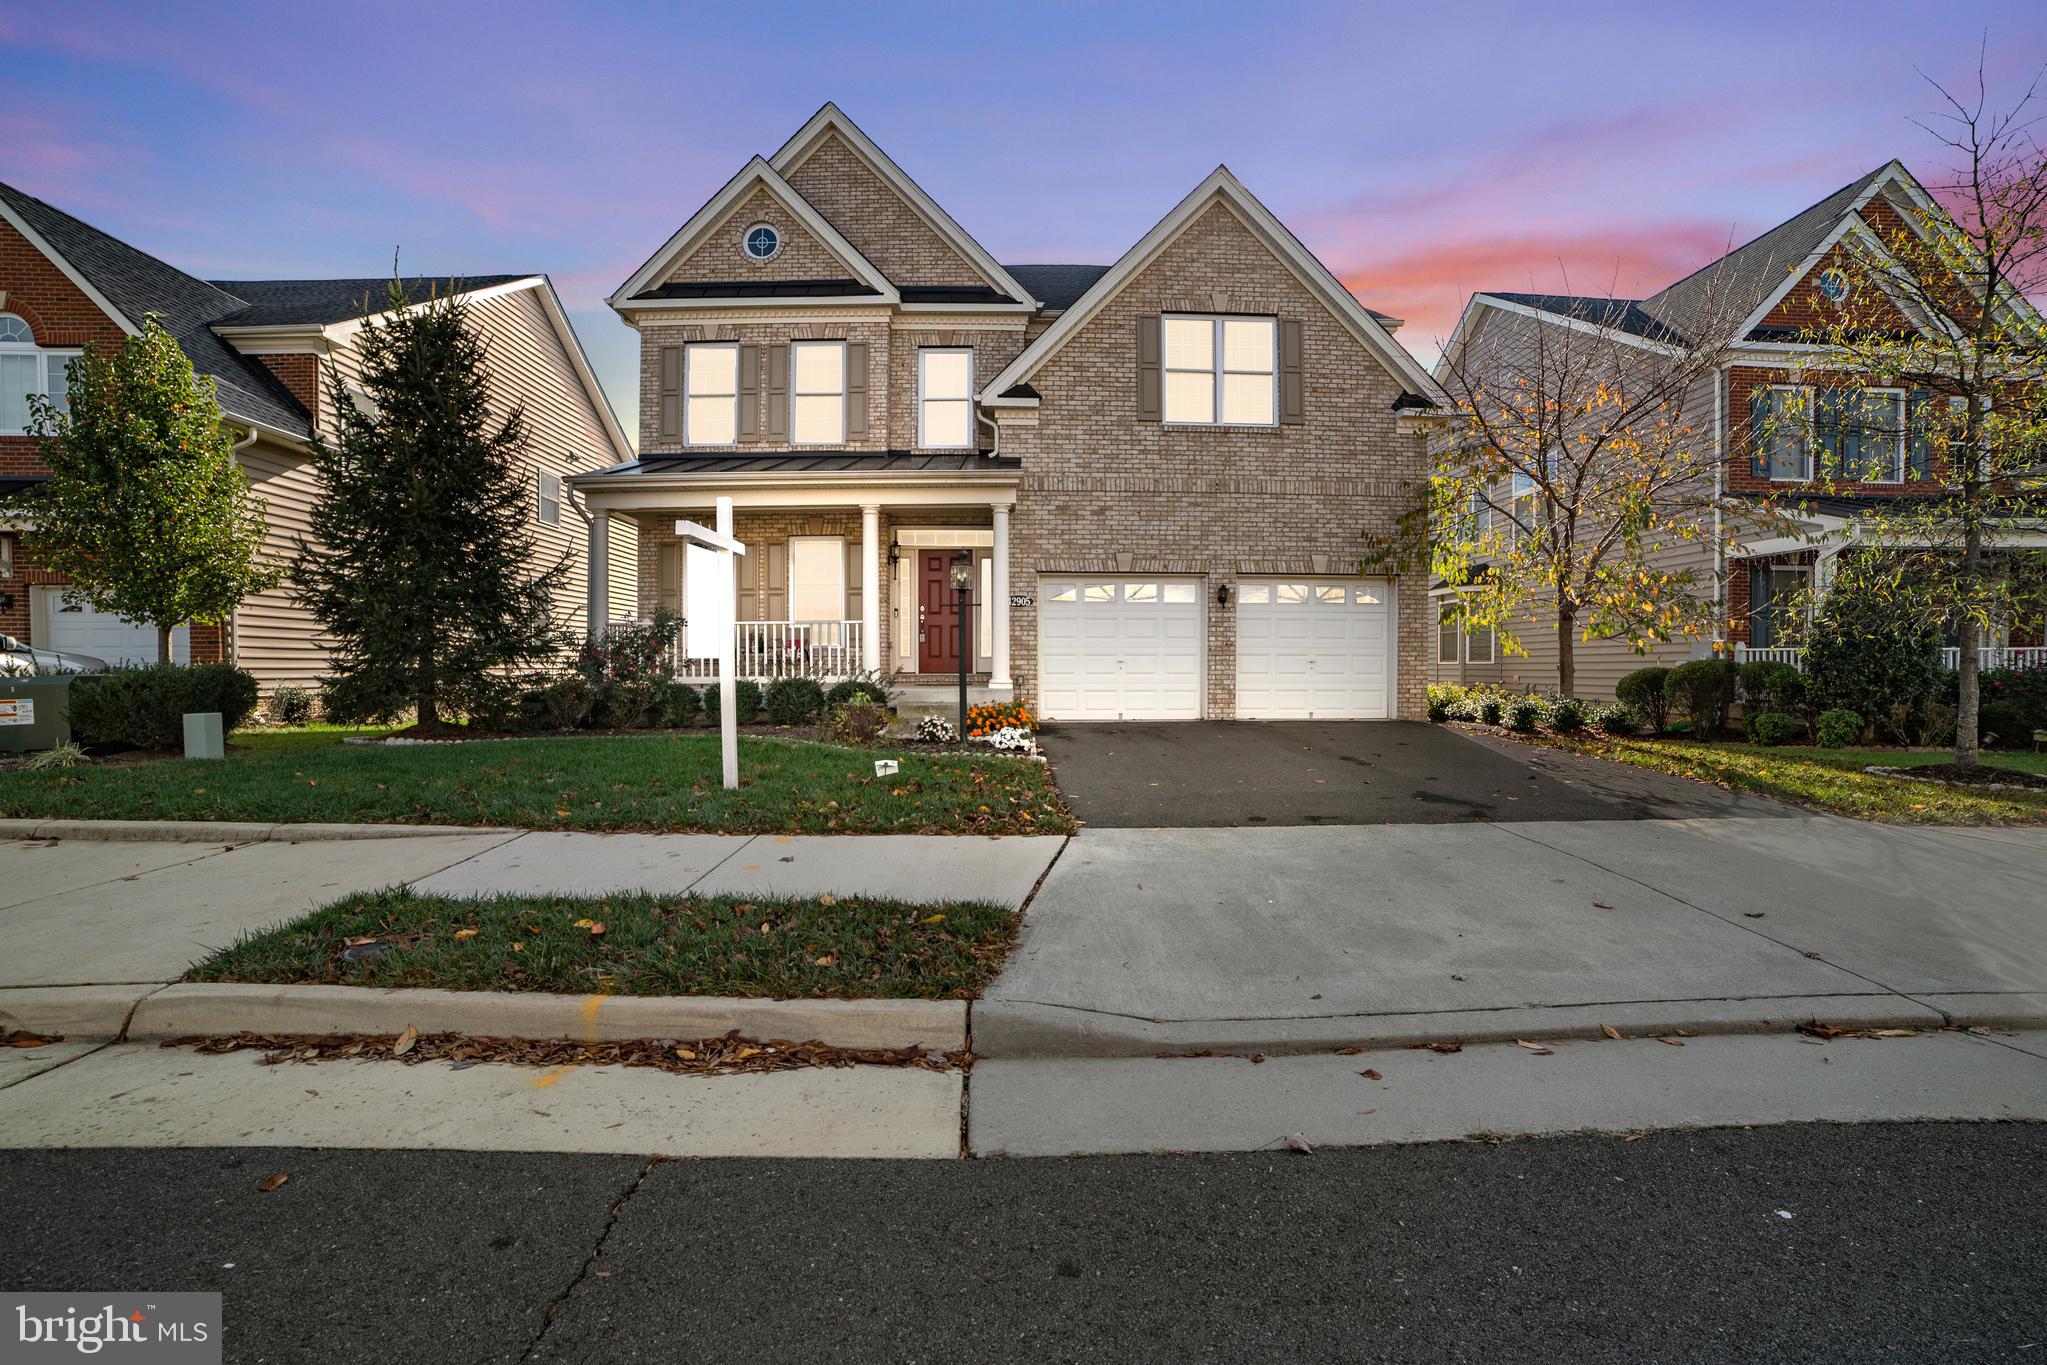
<box><xmin>670</xmin><ymin>620</ymin><xmax>865</xmax><ymax>681</ymax></box>
<box><xmin>1734</xmin><ymin>644</ymin><xmax>2047</xmax><ymax>672</ymax></box>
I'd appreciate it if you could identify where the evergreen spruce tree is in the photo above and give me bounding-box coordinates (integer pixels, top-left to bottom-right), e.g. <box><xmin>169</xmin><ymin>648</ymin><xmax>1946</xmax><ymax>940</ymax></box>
<box><xmin>294</xmin><ymin>281</ymin><xmax>570</xmax><ymax>727</ymax></box>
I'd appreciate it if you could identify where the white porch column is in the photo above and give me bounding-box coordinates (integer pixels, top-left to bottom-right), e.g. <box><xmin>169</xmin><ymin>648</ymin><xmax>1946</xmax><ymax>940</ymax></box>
<box><xmin>860</xmin><ymin>503</ymin><xmax>881</xmax><ymax>674</ymax></box>
<box><xmin>586</xmin><ymin>509</ymin><xmax>611</xmax><ymax>638</ymax></box>
<box><xmin>990</xmin><ymin>502</ymin><xmax>1013</xmax><ymax>693</ymax></box>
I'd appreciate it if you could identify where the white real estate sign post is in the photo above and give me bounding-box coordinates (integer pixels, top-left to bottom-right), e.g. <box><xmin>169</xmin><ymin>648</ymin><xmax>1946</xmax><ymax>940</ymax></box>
<box><xmin>678</xmin><ymin>497</ymin><xmax>747</xmax><ymax>790</ymax></box>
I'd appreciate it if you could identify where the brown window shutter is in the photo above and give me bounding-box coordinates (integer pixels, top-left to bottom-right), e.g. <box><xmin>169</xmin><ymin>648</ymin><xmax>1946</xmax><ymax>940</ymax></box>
<box><xmin>845</xmin><ymin>342</ymin><xmax>869</xmax><ymax>441</ymax></box>
<box><xmin>766</xmin><ymin>541</ymin><xmax>787</xmax><ymax>622</ymax></box>
<box><xmin>656</xmin><ymin>345</ymin><xmax>682</xmax><ymax>440</ymax></box>
<box><xmin>657</xmin><ymin>543</ymin><xmax>681</xmax><ymax>614</ymax></box>
<box><xmin>1136</xmin><ymin>315</ymin><xmax>1161</xmax><ymax>420</ymax></box>
<box><xmin>1279</xmin><ymin>319</ymin><xmax>1305</xmax><ymax>425</ymax></box>
<box><xmin>765</xmin><ymin>344</ymin><xmax>789</xmax><ymax>442</ymax></box>
<box><xmin>738</xmin><ymin>344</ymin><xmax>761</xmax><ymax>442</ymax></box>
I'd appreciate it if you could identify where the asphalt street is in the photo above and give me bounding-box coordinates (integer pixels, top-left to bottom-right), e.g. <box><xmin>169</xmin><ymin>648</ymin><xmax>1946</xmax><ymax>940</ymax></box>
<box><xmin>7</xmin><ymin>1122</ymin><xmax>2042</xmax><ymax>1363</ymax></box>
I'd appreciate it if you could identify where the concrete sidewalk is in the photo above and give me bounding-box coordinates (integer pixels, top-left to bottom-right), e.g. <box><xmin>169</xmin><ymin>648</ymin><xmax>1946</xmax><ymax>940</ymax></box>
<box><xmin>976</xmin><ymin>816</ymin><xmax>2047</xmax><ymax>1056</ymax></box>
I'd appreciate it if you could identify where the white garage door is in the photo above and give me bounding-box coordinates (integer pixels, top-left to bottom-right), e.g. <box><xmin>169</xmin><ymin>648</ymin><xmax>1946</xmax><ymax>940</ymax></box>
<box><xmin>1235</xmin><ymin>579</ymin><xmax>1391</xmax><ymax>719</ymax></box>
<box><xmin>1038</xmin><ymin>578</ymin><xmax>1203</xmax><ymax>720</ymax></box>
<box><xmin>38</xmin><ymin>587</ymin><xmax>190</xmax><ymax>666</ymax></box>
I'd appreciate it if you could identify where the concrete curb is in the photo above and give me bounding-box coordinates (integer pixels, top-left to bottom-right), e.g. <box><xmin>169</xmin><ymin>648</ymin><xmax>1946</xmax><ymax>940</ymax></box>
<box><xmin>0</xmin><ymin>985</ymin><xmax>163</xmax><ymax>1040</ymax></box>
<box><xmin>1912</xmin><ymin>992</ymin><xmax>2047</xmax><ymax>1030</ymax></box>
<box><xmin>126</xmin><ymin>982</ymin><xmax>966</xmax><ymax>1052</ymax></box>
<box><xmin>0</xmin><ymin>818</ymin><xmax>517</xmax><ymax>844</ymax></box>
<box><xmin>968</xmin><ymin>994</ymin><xmax>1955</xmax><ymax>1059</ymax></box>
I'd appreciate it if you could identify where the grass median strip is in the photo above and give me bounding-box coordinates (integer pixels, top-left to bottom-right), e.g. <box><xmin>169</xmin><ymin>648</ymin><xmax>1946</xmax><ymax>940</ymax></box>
<box><xmin>1554</xmin><ymin>737</ymin><xmax>2047</xmax><ymax>824</ymax></box>
<box><xmin>188</xmin><ymin>886</ymin><xmax>1017</xmax><ymax>1000</ymax></box>
<box><xmin>0</xmin><ymin>732</ymin><xmax>1073</xmax><ymax>835</ymax></box>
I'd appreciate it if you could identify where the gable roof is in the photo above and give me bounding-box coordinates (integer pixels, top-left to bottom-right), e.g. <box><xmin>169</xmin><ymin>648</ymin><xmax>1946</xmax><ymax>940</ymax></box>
<box><xmin>1002</xmin><ymin>264</ymin><xmax>1110</xmax><ymax>312</ymax></box>
<box><xmin>1639</xmin><ymin>164</ymin><xmax>1894</xmax><ymax>337</ymax></box>
<box><xmin>770</xmin><ymin>103</ymin><xmax>1036</xmax><ymax>307</ymax></box>
<box><xmin>208</xmin><ymin>276</ymin><xmax>529</xmax><ymax>327</ymax></box>
<box><xmin>608</xmin><ymin>157</ymin><xmax>900</xmax><ymax>308</ymax></box>
<box><xmin>0</xmin><ymin>181</ymin><xmax>311</xmax><ymax>437</ymax></box>
<box><xmin>981</xmin><ymin>167</ymin><xmax>1442</xmax><ymax>406</ymax></box>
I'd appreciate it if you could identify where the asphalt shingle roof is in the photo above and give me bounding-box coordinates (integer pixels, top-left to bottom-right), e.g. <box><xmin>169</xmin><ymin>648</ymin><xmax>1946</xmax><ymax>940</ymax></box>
<box><xmin>1001</xmin><ymin>264</ymin><xmax>1110</xmax><ymax>311</ymax></box>
<box><xmin>1486</xmin><ymin>292</ymin><xmax>1690</xmax><ymax>344</ymax></box>
<box><xmin>208</xmin><ymin>276</ymin><xmax>528</xmax><ymax>326</ymax></box>
<box><xmin>0</xmin><ymin>181</ymin><xmax>311</xmax><ymax>435</ymax></box>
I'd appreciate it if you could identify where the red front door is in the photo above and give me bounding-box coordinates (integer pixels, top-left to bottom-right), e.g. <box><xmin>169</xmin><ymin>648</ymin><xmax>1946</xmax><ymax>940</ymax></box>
<box><xmin>919</xmin><ymin>550</ymin><xmax>964</xmax><ymax>672</ymax></box>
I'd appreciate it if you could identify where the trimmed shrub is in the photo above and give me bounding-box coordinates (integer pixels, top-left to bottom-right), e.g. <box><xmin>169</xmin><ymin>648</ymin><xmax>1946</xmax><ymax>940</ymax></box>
<box><xmin>702</xmin><ymin>679</ymin><xmax>762</xmax><ymax>726</ymax></box>
<box><xmin>1980</xmin><ymin>666</ymin><xmax>2047</xmax><ymax>731</ymax></box>
<box><xmin>1478</xmin><ymin>695</ymin><xmax>1505</xmax><ymax>726</ymax></box>
<box><xmin>1427</xmin><ymin>694</ymin><xmax>1451</xmax><ymax>723</ymax></box>
<box><xmin>1979</xmin><ymin>700</ymin><xmax>2038</xmax><ymax>749</ymax></box>
<box><xmin>592</xmin><ymin>677</ymin><xmax>660</xmax><ymax>729</ymax></box>
<box><xmin>825</xmin><ymin>672</ymin><xmax>894</xmax><ymax>708</ymax></box>
<box><xmin>1615</xmin><ymin>666</ymin><xmax>1672</xmax><ymax>733</ymax></box>
<box><xmin>1592</xmin><ymin>702</ymin><xmax>1641</xmax><ymax>737</ymax></box>
<box><xmin>1504</xmin><ymin>696</ymin><xmax>1545</xmax><ymax>733</ymax></box>
<box><xmin>1426</xmin><ymin>682</ymin><xmax>1462</xmax><ymax>724</ymax></box>
<box><xmin>656</xmin><ymin>681</ymin><xmax>702</xmax><ymax>729</ymax></box>
<box><xmin>535</xmin><ymin>675</ymin><xmax>592</xmax><ymax>731</ymax></box>
<box><xmin>764</xmin><ymin>676</ymin><xmax>826</xmax><ymax>726</ymax></box>
<box><xmin>270</xmin><ymin>684</ymin><xmax>315</xmax><ymax>727</ymax></box>
<box><xmin>69</xmin><ymin>663</ymin><xmax>260</xmax><ymax>751</ymax></box>
<box><xmin>1737</xmin><ymin>661</ymin><xmax>1806</xmax><ymax>715</ymax></box>
<box><xmin>1748</xmin><ymin>711</ymin><xmax>1804</xmax><ymax>746</ymax></box>
<box><xmin>1801</xmin><ymin>583</ymin><xmax>1942</xmax><ymax>720</ymax></box>
<box><xmin>1815</xmin><ymin>708</ymin><xmax>1863</xmax><ymax>749</ymax></box>
<box><xmin>1664</xmin><ymin>659</ymin><xmax>1737</xmax><ymax>736</ymax></box>
<box><xmin>1547</xmin><ymin>697</ymin><xmax>1588</xmax><ymax>734</ymax></box>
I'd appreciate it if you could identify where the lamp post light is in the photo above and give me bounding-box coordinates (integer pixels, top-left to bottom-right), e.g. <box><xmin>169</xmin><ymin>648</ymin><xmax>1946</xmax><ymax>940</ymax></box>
<box><xmin>950</xmin><ymin>549</ymin><xmax>973</xmax><ymax>738</ymax></box>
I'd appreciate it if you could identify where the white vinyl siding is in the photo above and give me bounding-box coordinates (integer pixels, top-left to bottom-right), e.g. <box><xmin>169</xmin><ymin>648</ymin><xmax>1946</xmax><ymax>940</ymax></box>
<box><xmin>1162</xmin><ymin>314</ymin><xmax>1276</xmax><ymax>426</ymax></box>
<box><xmin>918</xmin><ymin>348</ymin><xmax>973</xmax><ymax>449</ymax></box>
<box><xmin>684</xmin><ymin>342</ymin><xmax>739</xmax><ymax>446</ymax></box>
<box><xmin>790</xmin><ymin>341</ymin><xmax>846</xmax><ymax>445</ymax></box>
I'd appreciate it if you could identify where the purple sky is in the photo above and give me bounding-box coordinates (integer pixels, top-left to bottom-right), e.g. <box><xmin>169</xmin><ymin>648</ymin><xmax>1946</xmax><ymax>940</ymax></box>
<box><xmin>7</xmin><ymin>1</ymin><xmax>2043</xmax><ymax>438</ymax></box>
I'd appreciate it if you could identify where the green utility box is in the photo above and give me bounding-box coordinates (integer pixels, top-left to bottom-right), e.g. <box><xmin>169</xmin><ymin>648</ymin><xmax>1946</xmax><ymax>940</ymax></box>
<box><xmin>0</xmin><ymin>674</ymin><xmax>83</xmax><ymax>752</ymax></box>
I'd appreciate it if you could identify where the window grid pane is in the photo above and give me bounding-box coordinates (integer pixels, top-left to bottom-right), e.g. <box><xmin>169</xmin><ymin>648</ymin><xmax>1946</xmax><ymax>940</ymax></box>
<box><xmin>793</xmin><ymin>342</ymin><xmax>844</xmax><ymax>395</ymax></box>
<box><xmin>1163</xmin><ymin>318</ymin><xmax>1213</xmax><ymax>369</ymax></box>
<box><xmin>0</xmin><ymin>354</ymin><xmax>35</xmax><ymax>430</ymax></box>
<box><xmin>688</xmin><ymin>396</ymin><xmax>737</xmax><ymax>445</ymax></box>
<box><xmin>1222</xmin><ymin>318</ymin><xmax>1274</xmax><ymax>372</ymax></box>
<box><xmin>921</xmin><ymin>398</ymin><xmax>970</xmax><ymax>448</ymax></box>
<box><xmin>920</xmin><ymin>349</ymin><xmax>971</xmax><ymax>399</ymax></box>
<box><xmin>792</xmin><ymin>394</ymin><xmax>843</xmax><ymax>445</ymax></box>
<box><xmin>686</xmin><ymin>345</ymin><xmax>737</xmax><ymax>397</ymax></box>
<box><xmin>1221</xmin><ymin>372</ymin><xmax>1275</xmax><ymax>425</ymax></box>
<box><xmin>1163</xmin><ymin>370</ymin><xmax>1214</xmax><ymax>423</ymax></box>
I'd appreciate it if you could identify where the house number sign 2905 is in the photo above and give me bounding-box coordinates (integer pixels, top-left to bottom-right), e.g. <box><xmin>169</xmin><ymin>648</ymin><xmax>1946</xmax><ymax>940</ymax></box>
<box><xmin>1009</xmin><ymin>594</ymin><xmax>1034</xmax><ymax>608</ymax></box>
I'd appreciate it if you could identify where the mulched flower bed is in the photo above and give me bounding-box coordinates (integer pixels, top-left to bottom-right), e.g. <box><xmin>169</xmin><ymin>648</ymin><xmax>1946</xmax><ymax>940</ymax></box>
<box><xmin>1864</xmin><ymin>762</ymin><xmax>2047</xmax><ymax>791</ymax></box>
<box><xmin>166</xmin><ymin>1028</ymin><xmax>968</xmax><ymax>1076</ymax></box>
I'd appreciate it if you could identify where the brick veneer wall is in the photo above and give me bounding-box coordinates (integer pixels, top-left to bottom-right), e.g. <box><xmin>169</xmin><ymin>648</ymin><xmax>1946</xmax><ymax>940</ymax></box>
<box><xmin>1726</xmin><ymin>365</ymin><xmax>1958</xmax><ymax>500</ymax></box>
<box><xmin>664</xmin><ymin>187</ymin><xmax>857</xmax><ymax>285</ymax></box>
<box><xmin>1</xmin><ymin>216</ymin><xmax>126</xmax><ymax>478</ymax></box>
<box><xmin>252</xmin><ymin>353</ymin><xmax>321</xmax><ymax>420</ymax></box>
<box><xmin>885</xmin><ymin>325</ymin><xmax>1025</xmax><ymax>449</ymax></box>
<box><xmin>999</xmin><ymin>199</ymin><xmax>1432</xmax><ymax>719</ymax></box>
<box><xmin>783</xmin><ymin>133</ymin><xmax>989</xmax><ymax>288</ymax></box>
<box><xmin>635</xmin><ymin>313</ymin><xmax>894</xmax><ymax>454</ymax></box>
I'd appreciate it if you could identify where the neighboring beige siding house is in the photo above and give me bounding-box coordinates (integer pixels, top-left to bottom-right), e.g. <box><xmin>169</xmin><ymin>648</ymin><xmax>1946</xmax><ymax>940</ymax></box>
<box><xmin>576</xmin><ymin>103</ymin><xmax>1441</xmax><ymax>721</ymax></box>
<box><xmin>0</xmin><ymin>180</ymin><xmax>634</xmax><ymax>692</ymax></box>
<box><xmin>1429</xmin><ymin>160</ymin><xmax>2047</xmax><ymax>701</ymax></box>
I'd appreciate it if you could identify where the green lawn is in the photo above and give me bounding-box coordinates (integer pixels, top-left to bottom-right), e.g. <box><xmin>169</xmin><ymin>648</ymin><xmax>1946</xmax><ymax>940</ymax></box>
<box><xmin>1562</xmin><ymin>737</ymin><xmax>2047</xmax><ymax>825</ymax></box>
<box><xmin>189</xmin><ymin>886</ymin><xmax>1015</xmax><ymax>1000</ymax></box>
<box><xmin>0</xmin><ymin>732</ymin><xmax>1072</xmax><ymax>835</ymax></box>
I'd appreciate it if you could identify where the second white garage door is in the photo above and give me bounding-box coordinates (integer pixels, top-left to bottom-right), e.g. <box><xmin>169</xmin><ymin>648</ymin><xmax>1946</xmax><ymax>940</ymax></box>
<box><xmin>1038</xmin><ymin>578</ymin><xmax>1203</xmax><ymax>720</ymax></box>
<box><xmin>1235</xmin><ymin>579</ymin><xmax>1392</xmax><ymax>719</ymax></box>
<box><xmin>35</xmin><ymin>587</ymin><xmax>190</xmax><ymax>667</ymax></box>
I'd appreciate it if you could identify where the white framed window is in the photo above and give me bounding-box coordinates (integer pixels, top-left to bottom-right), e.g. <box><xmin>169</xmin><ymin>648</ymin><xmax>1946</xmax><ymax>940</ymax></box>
<box><xmin>536</xmin><ymin>471</ymin><xmax>562</xmax><ymax>526</ymax></box>
<box><xmin>790</xmin><ymin>341</ymin><xmax>846</xmax><ymax>445</ymax></box>
<box><xmin>918</xmin><ymin>348</ymin><xmax>974</xmax><ymax>449</ymax></box>
<box><xmin>1437</xmin><ymin>605</ymin><xmax>1460</xmax><ymax>665</ymax></box>
<box><xmin>0</xmin><ymin>313</ymin><xmax>80</xmax><ymax>436</ymax></box>
<box><xmin>1162</xmin><ymin>314</ymin><xmax>1276</xmax><ymax>426</ymax></box>
<box><xmin>684</xmin><ymin>343</ymin><xmax>738</xmax><ymax>446</ymax></box>
<box><xmin>1464</xmin><ymin>621</ymin><xmax>1495</xmax><ymax>664</ymax></box>
<box><xmin>788</xmin><ymin>536</ymin><xmax>846</xmax><ymax>622</ymax></box>
<box><xmin>1841</xmin><ymin>387</ymin><xmax>1905</xmax><ymax>484</ymax></box>
<box><xmin>1756</xmin><ymin>384</ymin><xmax>1813</xmax><ymax>482</ymax></box>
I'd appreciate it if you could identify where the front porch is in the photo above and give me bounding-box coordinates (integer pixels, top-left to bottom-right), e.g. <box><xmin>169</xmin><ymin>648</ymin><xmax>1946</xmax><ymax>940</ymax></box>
<box><xmin>571</xmin><ymin>453</ymin><xmax>1021</xmax><ymax>694</ymax></box>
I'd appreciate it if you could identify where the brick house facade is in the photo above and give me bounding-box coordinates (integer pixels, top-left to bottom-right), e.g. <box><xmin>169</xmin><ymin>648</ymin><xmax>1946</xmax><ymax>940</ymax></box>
<box><xmin>574</xmin><ymin>103</ymin><xmax>1441</xmax><ymax>721</ymax></box>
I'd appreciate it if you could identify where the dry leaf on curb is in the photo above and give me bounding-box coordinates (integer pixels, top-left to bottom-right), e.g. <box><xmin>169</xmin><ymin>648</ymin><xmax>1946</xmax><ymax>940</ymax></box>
<box><xmin>1283</xmin><ymin>1134</ymin><xmax>1315</xmax><ymax>1154</ymax></box>
<box><xmin>1592</xmin><ymin>902</ymin><xmax>1614</xmax><ymax>910</ymax></box>
<box><xmin>1334</xmin><ymin>1045</ymin><xmax>1368</xmax><ymax>1056</ymax></box>
<box><xmin>1250</xmin><ymin>1053</ymin><xmax>1266</xmax><ymax>1064</ymax></box>
<box><xmin>1655</xmin><ymin>1036</ymin><xmax>1684</xmax><ymax>1047</ymax></box>
<box><xmin>4</xmin><ymin>1031</ymin><xmax>62</xmax><ymax>1049</ymax></box>
<box><xmin>256</xmin><ymin>1174</ymin><xmax>289</xmax><ymax>1193</ymax></box>
<box><xmin>1411</xmin><ymin>1041</ymin><xmax>1463</xmax><ymax>1055</ymax></box>
<box><xmin>1360</xmin><ymin>1068</ymin><xmax>1382</xmax><ymax>1080</ymax></box>
<box><xmin>1600</xmin><ymin>1024</ymin><xmax>1624</xmax><ymax>1041</ymax></box>
<box><xmin>1514</xmin><ymin>1039</ymin><xmax>1553</xmax><ymax>1055</ymax></box>
<box><xmin>1872</xmin><ymin>1028</ymin><xmax>1919</xmax><ymax>1038</ymax></box>
<box><xmin>673</xmin><ymin>1047</ymin><xmax>697</xmax><ymax>1061</ymax></box>
<box><xmin>393</xmin><ymin>1025</ymin><xmax>418</xmax><ymax>1056</ymax></box>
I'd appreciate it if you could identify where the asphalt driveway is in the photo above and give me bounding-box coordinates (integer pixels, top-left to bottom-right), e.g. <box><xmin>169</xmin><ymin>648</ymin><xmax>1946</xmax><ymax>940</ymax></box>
<box><xmin>1039</xmin><ymin>720</ymin><xmax>1791</xmax><ymax>827</ymax></box>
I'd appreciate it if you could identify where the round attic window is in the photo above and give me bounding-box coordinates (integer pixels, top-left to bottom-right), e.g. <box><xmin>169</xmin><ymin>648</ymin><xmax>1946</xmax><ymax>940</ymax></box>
<box><xmin>1816</xmin><ymin>268</ymin><xmax>1851</xmax><ymax>304</ymax></box>
<box><xmin>743</xmin><ymin>224</ymin><xmax>781</xmax><ymax>261</ymax></box>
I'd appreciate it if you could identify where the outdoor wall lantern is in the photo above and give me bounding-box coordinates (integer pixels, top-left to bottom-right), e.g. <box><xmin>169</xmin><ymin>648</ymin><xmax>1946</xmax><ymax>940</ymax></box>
<box><xmin>1216</xmin><ymin>582</ymin><xmax>1232</xmax><ymax>607</ymax></box>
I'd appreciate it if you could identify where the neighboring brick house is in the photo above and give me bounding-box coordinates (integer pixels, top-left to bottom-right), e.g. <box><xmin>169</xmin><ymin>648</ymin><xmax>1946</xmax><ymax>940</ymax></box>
<box><xmin>0</xmin><ymin>181</ymin><xmax>634</xmax><ymax>690</ymax></box>
<box><xmin>1430</xmin><ymin>160</ymin><xmax>2047</xmax><ymax>700</ymax></box>
<box><xmin>575</xmin><ymin>104</ymin><xmax>1441</xmax><ymax>720</ymax></box>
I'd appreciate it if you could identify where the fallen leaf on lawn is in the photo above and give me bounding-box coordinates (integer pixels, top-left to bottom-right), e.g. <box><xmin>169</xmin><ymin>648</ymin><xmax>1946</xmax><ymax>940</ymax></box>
<box><xmin>818</xmin><ymin>894</ymin><xmax>838</xmax><ymax>906</ymax></box>
<box><xmin>813</xmin><ymin>956</ymin><xmax>833</xmax><ymax>966</ymax></box>
<box><xmin>920</xmin><ymin>913</ymin><xmax>946</xmax><ymax>925</ymax></box>
<box><xmin>1283</xmin><ymin>1133</ymin><xmax>1315</xmax><ymax>1154</ymax></box>
<box><xmin>1600</xmin><ymin>1024</ymin><xmax>1624</xmax><ymax>1041</ymax></box>
<box><xmin>393</xmin><ymin>1025</ymin><xmax>418</xmax><ymax>1056</ymax></box>
<box><xmin>256</xmin><ymin>1174</ymin><xmax>289</xmax><ymax>1192</ymax></box>
<box><xmin>511</xmin><ymin>942</ymin><xmax>525</xmax><ymax>953</ymax></box>
<box><xmin>453</xmin><ymin>928</ymin><xmax>479</xmax><ymax>940</ymax></box>
<box><xmin>1514</xmin><ymin>1039</ymin><xmax>1553</xmax><ymax>1055</ymax></box>
<box><xmin>1655</xmin><ymin>1036</ymin><xmax>1684</xmax><ymax>1047</ymax></box>
<box><xmin>1360</xmin><ymin>1068</ymin><xmax>1382</xmax><ymax>1080</ymax></box>
<box><xmin>571</xmin><ymin>918</ymin><xmax>605</xmax><ymax>936</ymax></box>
